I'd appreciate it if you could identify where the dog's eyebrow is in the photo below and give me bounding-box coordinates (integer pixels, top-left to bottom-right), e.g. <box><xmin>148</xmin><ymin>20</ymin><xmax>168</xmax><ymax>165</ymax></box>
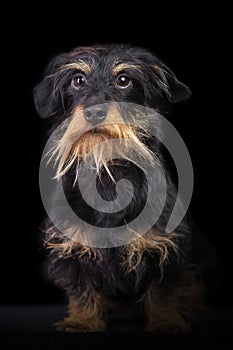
<box><xmin>59</xmin><ymin>60</ymin><xmax>92</xmax><ymax>74</ymax></box>
<box><xmin>112</xmin><ymin>62</ymin><xmax>142</xmax><ymax>75</ymax></box>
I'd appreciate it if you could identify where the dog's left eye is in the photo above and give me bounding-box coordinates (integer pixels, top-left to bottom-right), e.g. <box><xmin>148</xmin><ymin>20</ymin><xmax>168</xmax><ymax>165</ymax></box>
<box><xmin>116</xmin><ymin>74</ymin><xmax>132</xmax><ymax>89</ymax></box>
<box><xmin>72</xmin><ymin>74</ymin><xmax>87</xmax><ymax>88</ymax></box>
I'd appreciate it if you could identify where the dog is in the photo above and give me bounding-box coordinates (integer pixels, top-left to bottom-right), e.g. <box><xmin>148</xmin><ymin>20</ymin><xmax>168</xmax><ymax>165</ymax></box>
<box><xmin>33</xmin><ymin>43</ymin><xmax>219</xmax><ymax>333</ymax></box>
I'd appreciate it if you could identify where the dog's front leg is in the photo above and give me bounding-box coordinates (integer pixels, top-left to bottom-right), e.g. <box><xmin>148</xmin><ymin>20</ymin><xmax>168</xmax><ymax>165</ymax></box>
<box><xmin>55</xmin><ymin>289</ymin><xmax>107</xmax><ymax>332</ymax></box>
<box><xmin>140</xmin><ymin>268</ymin><xmax>205</xmax><ymax>333</ymax></box>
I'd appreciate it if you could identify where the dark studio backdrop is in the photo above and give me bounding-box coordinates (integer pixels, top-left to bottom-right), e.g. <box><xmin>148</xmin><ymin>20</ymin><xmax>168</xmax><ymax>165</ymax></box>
<box><xmin>2</xmin><ymin>8</ymin><xmax>232</xmax><ymax>312</ymax></box>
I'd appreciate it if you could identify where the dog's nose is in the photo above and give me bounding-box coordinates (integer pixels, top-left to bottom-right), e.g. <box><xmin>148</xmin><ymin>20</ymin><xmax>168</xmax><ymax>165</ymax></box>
<box><xmin>84</xmin><ymin>105</ymin><xmax>107</xmax><ymax>124</ymax></box>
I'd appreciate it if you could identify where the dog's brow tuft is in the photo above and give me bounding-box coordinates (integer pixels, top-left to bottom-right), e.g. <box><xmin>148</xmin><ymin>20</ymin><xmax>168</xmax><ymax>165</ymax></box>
<box><xmin>60</xmin><ymin>60</ymin><xmax>92</xmax><ymax>74</ymax></box>
<box><xmin>112</xmin><ymin>62</ymin><xmax>142</xmax><ymax>75</ymax></box>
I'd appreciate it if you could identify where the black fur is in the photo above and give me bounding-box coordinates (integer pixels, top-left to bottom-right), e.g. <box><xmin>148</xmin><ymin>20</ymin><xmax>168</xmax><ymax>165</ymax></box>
<box><xmin>33</xmin><ymin>44</ymin><xmax>191</xmax><ymax>121</ymax></box>
<box><xmin>34</xmin><ymin>44</ymin><xmax>220</xmax><ymax>332</ymax></box>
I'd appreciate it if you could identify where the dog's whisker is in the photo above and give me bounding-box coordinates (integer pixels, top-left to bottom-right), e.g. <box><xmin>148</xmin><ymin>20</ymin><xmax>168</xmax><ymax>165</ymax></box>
<box><xmin>47</xmin><ymin>121</ymin><xmax>159</xmax><ymax>182</ymax></box>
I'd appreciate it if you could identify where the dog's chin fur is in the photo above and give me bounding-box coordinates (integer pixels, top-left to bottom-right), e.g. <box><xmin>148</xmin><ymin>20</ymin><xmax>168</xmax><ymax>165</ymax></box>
<box><xmin>48</xmin><ymin>120</ymin><xmax>158</xmax><ymax>183</ymax></box>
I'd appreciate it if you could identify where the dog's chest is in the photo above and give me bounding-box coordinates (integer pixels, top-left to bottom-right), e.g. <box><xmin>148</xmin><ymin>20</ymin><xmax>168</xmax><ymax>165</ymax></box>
<box><xmin>80</xmin><ymin>248</ymin><xmax>152</xmax><ymax>299</ymax></box>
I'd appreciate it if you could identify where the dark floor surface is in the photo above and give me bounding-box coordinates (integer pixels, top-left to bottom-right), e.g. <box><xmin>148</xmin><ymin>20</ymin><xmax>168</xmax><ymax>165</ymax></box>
<box><xmin>0</xmin><ymin>304</ymin><xmax>232</xmax><ymax>349</ymax></box>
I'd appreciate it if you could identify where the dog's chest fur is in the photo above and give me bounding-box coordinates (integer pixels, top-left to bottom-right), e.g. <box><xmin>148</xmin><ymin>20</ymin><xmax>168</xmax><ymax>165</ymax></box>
<box><xmin>62</xmin><ymin>162</ymin><xmax>148</xmax><ymax>228</ymax></box>
<box><xmin>76</xmin><ymin>246</ymin><xmax>156</xmax><ymax>299</ymax></box>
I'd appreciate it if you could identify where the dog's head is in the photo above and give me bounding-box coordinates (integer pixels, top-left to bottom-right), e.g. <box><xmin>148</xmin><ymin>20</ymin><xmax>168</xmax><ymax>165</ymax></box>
<box><xmin>34</xmin><ymin>44</ymin><xmax>191</xmax><ymax>179</ymax></box>
<box><xmin>34</xmin><ymin>44</ymin><xmax>191</xmax><ymax>121</ymax></box>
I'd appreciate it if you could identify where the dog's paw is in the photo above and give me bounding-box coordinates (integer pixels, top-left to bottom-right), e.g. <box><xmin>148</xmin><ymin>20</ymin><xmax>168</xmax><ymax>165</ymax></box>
<box><xmin>54</xmin><ymin>318</ymin><xmax>106</xmax><ymax>333</ymax></box>
<box><xmin>145</xmin><ymin>315</ymin><xmax>191</xmax><ymax>334</ymax></box>
<box><xmin>145</xmin><ymin>322</ymin><xmax>191</xmax><ymax>334</ymax></box>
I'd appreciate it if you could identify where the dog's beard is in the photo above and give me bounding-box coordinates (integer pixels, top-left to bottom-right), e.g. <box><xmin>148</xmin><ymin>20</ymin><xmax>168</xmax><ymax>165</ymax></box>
<box><xmin>46</xmin><ymin>105</ymin><xmax>160</xmax><ymax>183</ymax></box>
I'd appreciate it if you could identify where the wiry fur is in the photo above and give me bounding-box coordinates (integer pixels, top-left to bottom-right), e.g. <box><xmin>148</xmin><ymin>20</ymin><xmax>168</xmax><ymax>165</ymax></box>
<box><xmin>34</xmin><ymin>43</ymin><xmax>220</xmax><ymax>332</ymax></box>
<box><xmin>46</xmin><ymin>102</ymin><xmax>159</xmax><ymax>181</ymax></box>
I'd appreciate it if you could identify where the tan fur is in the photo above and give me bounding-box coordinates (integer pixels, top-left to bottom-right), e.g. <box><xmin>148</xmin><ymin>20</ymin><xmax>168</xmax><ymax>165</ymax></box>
<box><xmin>44</xmin><ymin>225</ymin><xmax>102</xmax><ymax>261</ymax></box>
<box><xmin>112</xmin><ymin>62</ymin><xmax>142</xmax><ymax>75</ymax></box>
<box><xmin>55</xmin><ymin>292</ymin><xmax>107</xmax><ymax>332</ymax></box>
<box><xmin>46</xmin><ymin>226</ymin><xmax>195</xmax><ymax>333</ymax></box>
<box><xmin>46</xmin><ymin>102</ymin><xmax>158</xmax><ymax>182</ymax></box>
<box><xmin>47</xmin><ymin>241</ymin><xmax>102</xmax><ymax>262</ymax></box>
<box><xmin>140</xmin><ymin>267</ymin><xmax>206</xmax><ymax>332</ymax></box>
<box><xmin>122</xmin><ymin>228</ymin><xmax>181</xmax><ymax>272</ymax></box>
<box><xmin>45</xmin><ymin>225</ymin><xmax>180</xmax><ymax>271</ymax></box>
<box><xmin>60</xmin><ymin>60</ymin><xmax>93</xmax><ymax>75</ymax></box>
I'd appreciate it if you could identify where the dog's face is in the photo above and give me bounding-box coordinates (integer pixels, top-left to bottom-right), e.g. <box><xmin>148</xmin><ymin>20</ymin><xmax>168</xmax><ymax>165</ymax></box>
<box><xmin>34</xmin><ymin>44</ymin><xmax>191</xmax><ymax>180</ymax></box>
<box><xmin>34</xmin><ymin>44</ymin><xmax>191</xmax><ymax>121</ymax></box>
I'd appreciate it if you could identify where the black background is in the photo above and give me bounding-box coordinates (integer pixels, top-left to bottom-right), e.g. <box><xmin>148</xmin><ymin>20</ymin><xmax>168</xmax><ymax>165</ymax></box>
<box><xmin>2</xmin><ymin>6</ymin><xmax>231</xmax><ymax>308</ymax></box>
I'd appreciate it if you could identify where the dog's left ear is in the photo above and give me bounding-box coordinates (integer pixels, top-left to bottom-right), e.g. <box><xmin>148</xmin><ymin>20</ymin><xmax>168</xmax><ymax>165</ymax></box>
<box><xmin>160</xmin><ymin>63</ymin><xmax>192</xmax><ymax>103</ymax></box>
<box><xmin>151</xmin><ymin>62</ymin><xmax>192</xmax><ymax>103</ymax></box>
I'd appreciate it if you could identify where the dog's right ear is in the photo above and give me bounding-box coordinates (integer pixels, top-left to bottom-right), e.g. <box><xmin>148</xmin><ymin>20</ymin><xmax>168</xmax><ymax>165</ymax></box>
<box><xmin>33</xmin><ymin>55</ymin><xmax>65</xmax><ymax>119</ymax></box>
<box><xmin>33</xmin><ymin>77</ymin><xmax>55</xmax><ymax>119</ymax></box>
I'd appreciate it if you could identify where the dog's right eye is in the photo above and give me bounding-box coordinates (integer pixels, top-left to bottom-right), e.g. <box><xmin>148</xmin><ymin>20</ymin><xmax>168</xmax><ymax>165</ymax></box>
<box><xmin>72</xmin><ymin>74</ymin><xmax>87</xmax><ymax>88</ymax></box>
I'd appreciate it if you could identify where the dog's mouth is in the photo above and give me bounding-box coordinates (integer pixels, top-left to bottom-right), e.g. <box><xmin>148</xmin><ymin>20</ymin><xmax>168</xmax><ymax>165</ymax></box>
<box><xmin>90</xmin><ymin>126</ymin><xmax>106</xmax><ymax>134</ymax></box>
<box><xmin>70</xmin><ymin>124</ymin><xmax>139</xmax><ymax>157</ymax></box>
<box><xmin>77</xmin><ymin>122</ymin><xmax>129</xmax><ymax>138</ymax></box>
